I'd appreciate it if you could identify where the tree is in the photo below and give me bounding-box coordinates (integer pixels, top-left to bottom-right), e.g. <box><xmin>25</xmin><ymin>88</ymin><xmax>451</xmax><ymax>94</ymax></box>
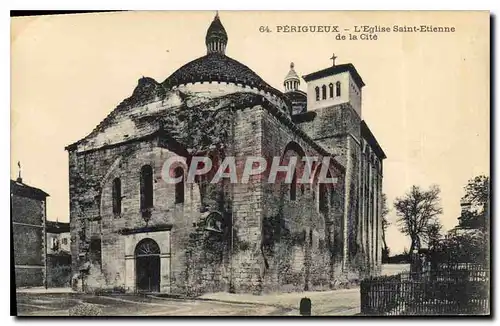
<box><xmin>433</xmin><ymin>228</ymin><xmax>487</xmax><ymax>264</ymax></box>
<box><xmin>394</xmin><ymin>185</ymin><xmax>443</xmax><ymax>254</ymax></box>
<box><xmin>458</xmin><ymin>175</ymin><xmax>489</xmax><ymax>230</ymax></box>
<box><xmin>380</xmin><ymin>194</ymin><xmax>391</xmax><ymax>262</ymax></box>
<box><xmin>425</xmin><ymin>220</ymin><xmax>443</xmax><ymax>250</ymax></box>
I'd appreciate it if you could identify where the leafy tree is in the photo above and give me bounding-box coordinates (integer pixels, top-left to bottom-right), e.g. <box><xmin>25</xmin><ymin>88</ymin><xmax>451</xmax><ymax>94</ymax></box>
<box><xmin>458</xmin><ymin>175</ymin><xmax>490</xmax><ymax>230</ymax></box>
<box><xmin>394</xmin><ymin>185</ymin><xmax>443</xmax><ymax>254</ymax></box>
<box><xmin>432</xmin><ymin>175</ymin><xmax>491</xmax><ymax>266</ymax></box>
<box><xmin>433</xmin><ymin>228</ymin><xmax>487</xmax><ymax>264</ymax></box>
<box><xmin>425</xmin><ymin>220</ymin><xmax>443</xmax><ymax>250</ymax></box>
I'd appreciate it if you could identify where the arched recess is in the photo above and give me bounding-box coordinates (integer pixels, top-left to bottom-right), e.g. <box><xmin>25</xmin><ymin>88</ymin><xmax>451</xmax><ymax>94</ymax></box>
<box><xmin>194</xmin><ymin>149</ymin><xmax>225</xmax><ymax>212</ymax></box>
<box><xmin>174</xmin><ymin>166</ymin><xmax>185</xmax><ymax>204</ymax></box>
<box><xmin>280</xmin><ymin>141</ymin><xmax>307</xmax><ymax>201</ymax></box>
<box><xmin>312</xmin><ymin>162</ymin><xmax>339</xmax><ymax>211</ymax></box>
<box><xmin>312</xmin><ymin>161</ymin><xmax>343</xmax><ymax>257</ymax></box>
<box><xmin>140</xmin><ymin>165</ymin><xmax>154</xmax><ymax>211</ymax></box>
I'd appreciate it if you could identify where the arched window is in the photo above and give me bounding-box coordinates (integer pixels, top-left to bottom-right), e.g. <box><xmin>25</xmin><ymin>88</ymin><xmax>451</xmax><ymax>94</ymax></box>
<box><xmin>319</xmin><ymin>183</ymin><xmax>328</xmax><ymax>213</ymax></box>
<box><xmin>315</xmin><ymin>86</ymin><xmax>320</xmax><ymax>101</ymax></box>
<box><xmin>89</xmin><ymin>238</ymin><xmax>102</xmax><ymax>269</ymax></box>
<box><xmin>205</xmin><ymin>212</ymin><xmax>223</xmax><ymax>233</ymax></box>
<box><xmin>174</xmin><ymin>166</ymin><xmax>184</xmax><ymax>204</ymax></box>
<box><xmin>282</xmin><ymin>142</ymin><xmax>306</xmax><ymax>202</ymax></box>
<box><xmin>322</xmin><ymin>85</ymin><xmax>327</xmax><ymax>100</ymax></box>
<box><xmin>290</xmin><ymin>171</ymin><xmax>297</xmax><ymax>201</ymax></box>
<box><xmin>336</xmin><ymin>81</ymin><xmax>341</xmax><ymax>97</ymax></box>
<box><xmin>140</xmin><ymin>165</ymin><xmax>153</xmax><ymax>210</ymax></box>
<box><xmin>329</xmin><ymin>83</ymin><xmax>334</xmax><ymax>98</ymax></box>
<box><xmin>112</xmin><ymin>178</ymin><xmax>122</xmax><ymax>216</ymax></box>
<box><xmin>135</xmin><ymin>238</ymin><xmax>160</xmax><ymax>256</ymax></box>
<box><xmin>330</xmin><ymin>187</ymin><xmax>336</xmax><ymax>209</ymax></box>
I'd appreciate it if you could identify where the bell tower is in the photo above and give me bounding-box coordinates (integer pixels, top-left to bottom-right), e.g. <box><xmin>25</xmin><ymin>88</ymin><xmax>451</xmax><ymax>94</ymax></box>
<box><xmin>303</xmin><ymin>54</ymin><xmax>364</xmax><ymax>118</ymax></box>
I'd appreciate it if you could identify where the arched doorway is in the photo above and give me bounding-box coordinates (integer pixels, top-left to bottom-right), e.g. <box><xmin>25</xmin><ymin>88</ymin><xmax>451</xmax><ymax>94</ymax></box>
<box><xmin>135</xmin><ymin>238</ymin><xmax>160</xmax><ymax>293</ymax></box>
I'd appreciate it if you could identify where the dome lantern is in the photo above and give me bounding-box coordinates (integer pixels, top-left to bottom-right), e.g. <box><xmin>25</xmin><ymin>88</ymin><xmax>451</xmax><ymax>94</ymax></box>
<box><xmin>284</xmin><ymin>62</ymin><xmax>300</xmax><ymax>92</ymax></box>
<box><xmin>206</xmin><ymin>12</ymin><xmax>228</xmax><ymax>55</ymax></box>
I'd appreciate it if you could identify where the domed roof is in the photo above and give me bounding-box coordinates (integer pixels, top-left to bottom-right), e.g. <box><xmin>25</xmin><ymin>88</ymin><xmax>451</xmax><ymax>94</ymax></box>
<box><xmin>163</xmin><ymin>13</ymin><xmax>287</xmax><ymax>102</ymax></box>
<box><xmin>162</xmin><ymin>52</ymin><xmax>283</xmax><ymax>97</ymax></box>
<box><xmin>284</xmin><ymin>62</ymin><xmax>300</xmax><ymax>81</ymax></box>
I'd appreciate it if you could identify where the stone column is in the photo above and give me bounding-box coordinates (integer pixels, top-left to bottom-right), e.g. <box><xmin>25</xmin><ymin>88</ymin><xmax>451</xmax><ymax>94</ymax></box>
<box><xmin>342</xmin><ymin>137</ymin><xmax>352</xmax><ymax>271</ymax></box>
<box><xmin>371</xmin><ymin>157</ymin><xmax>376</xmax><ymax>270</ymax></box>
<box><xmin>359</xmin><ymin>147</ymin><xmax>365</xmax><ymax>266</ymax></box>
<box><xmin>125</xmin><ymin>255</ymin><xmax>135</xmax><ymax>292</ymax></box>
<box><xmin>373</xmin><ymin>164</ymin><xmax>379</xmax><ymax>272</ymax></box>
<box><xmin>160</xmin><ymin>254</ymin><xmax>171</xmax><ymax>293</ymax></box>
<box><xmin>377</xmin><ymin>168</ymin><xmax>383</xmax><ymax>270</ymax></box>
<box><xmin>364</xmin><ymin>148</ymin><xmax>370</xmax><ymax>271</ymax></box>
<box><xmin>368</xmin><ymin>151</ymin><xmax>373</xmax><ymax>272</ymax></box>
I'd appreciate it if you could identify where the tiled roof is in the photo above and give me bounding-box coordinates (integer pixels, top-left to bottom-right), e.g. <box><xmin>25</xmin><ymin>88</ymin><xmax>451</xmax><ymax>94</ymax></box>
<box><xmin>46</xmin><ymin>221</ymin><xmax>70</xmax><ymax>233</ymax></box>
<box><xmin>284</xmin><ymin>90</ymin><xmax>307</xmax><ymax>103</ymax></box>
<box><xmin>162</xmin><ymin>53</ymin><xmax>284</xmax><ymax>98</ymax></box>
<box><xmin>66</xmin><ymin>77</ymin><xmax>167</xmax><ymax>150</ymax></box>
<box><xmin>10</xmin><ymin>179</ymin><xmax>49</xmax><ymax>200</ymax></box>
<box><xmin>302</xmin><ymin>63</ymin><xmax>365</xmax><ymax>89</ymax></box>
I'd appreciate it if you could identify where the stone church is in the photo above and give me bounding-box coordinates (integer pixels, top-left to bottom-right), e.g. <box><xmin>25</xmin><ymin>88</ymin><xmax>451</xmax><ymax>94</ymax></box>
<box><xmin>66</xmin><ymin>13</ymin><xmax>386</xmax><ymax>295</ymax></box>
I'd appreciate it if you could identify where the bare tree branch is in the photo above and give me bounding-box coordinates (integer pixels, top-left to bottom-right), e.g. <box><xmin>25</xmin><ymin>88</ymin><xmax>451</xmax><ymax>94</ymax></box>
<box><xmin>394</xmin><ymin>185</ymin><xmax>443</xmax><ymax>253</ymax></box>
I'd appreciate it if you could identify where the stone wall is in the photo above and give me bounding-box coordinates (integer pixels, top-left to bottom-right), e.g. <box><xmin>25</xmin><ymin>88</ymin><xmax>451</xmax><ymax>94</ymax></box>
<box><xmin>68</xmin><ymin>103</ymin><xmax>267</xmax><ymax>295</ymax></box>
<box><xmin>296</xmin><ymin>101</ymin><xmax>384</xmax><ymax>278</ymax></box>
<box><xmin>15</xmin><ymin>268</ymin><xmax>44</xmax><ymax>288</ymax></box>
<box><xmin>67</xmin><ymin>92</ymin><xmax>381</xmax><ymax>295</ymax></box>
<box><xmin>259</xmin><ymin>106</ymin><xmax>347</xmax><ymax>292</ymax></box>
<box><xmin>68</xmin><ymin>137</ymin><xmax>226</xmax><ymax>294</ymax></box>
<box><xmin>226</xmin><ymin>105</ymin><xmax>266</xmax><ymax>294</ymax></box>
<box><xmin>11</xmin><ymin>195</ymin><xmax>46</xmax><ymax>287</ymax></box>
<box><xmin>11</xmin><ymin>195</ymin><xmax>45</xmax><ymax>225</ymax></box>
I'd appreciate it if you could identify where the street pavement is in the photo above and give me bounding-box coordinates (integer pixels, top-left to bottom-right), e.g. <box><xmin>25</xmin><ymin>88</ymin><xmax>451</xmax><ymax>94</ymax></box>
<box><xmin>14</xmin><ymin>287</ymin><xmax>360</xmax><ymax>316</ymax></box>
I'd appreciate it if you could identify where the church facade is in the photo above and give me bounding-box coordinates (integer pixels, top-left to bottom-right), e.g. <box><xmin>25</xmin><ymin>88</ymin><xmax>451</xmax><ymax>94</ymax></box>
<box><xmin>66</xmin><ymin>13</ymin><xmax>386</xmax><ymax>295</ymax></box>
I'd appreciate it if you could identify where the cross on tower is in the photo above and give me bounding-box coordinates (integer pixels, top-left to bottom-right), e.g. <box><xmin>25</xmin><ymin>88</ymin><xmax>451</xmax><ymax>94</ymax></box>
<box><xmin>330</xmin><ymin>53</ymin><xmax>337</xmax><ymax>66</ymax></box>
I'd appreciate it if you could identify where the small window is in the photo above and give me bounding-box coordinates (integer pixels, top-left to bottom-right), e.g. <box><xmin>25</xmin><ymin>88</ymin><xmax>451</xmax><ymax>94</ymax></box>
<box><xmin>315</xmin><ymin>86</ymin><xmax>320</xmax><ymax>101</ymax></box>
<box><xmin>329</xmin><ymin>83</ymin><xmax>334</xmax><ymax>98</ymax></box>
<box><xmin>330</xmin><ymin>188</ymin><xmax>335</xmax><ymax>208</ymax></box>
<box><xmin>52</xmin><ymin>238</ymin><xmax>59</xmax><ymax>251</ymax></box>
<box><xmin>112</xmin><ymin>178</ymin><xmax>122</xmax><ymax>216</ymax></box>
<box><xmin>336</xmin><ymin>81</ymin><xmax>341</xmax><ymax>97</ymax></box>
<box><xmin>174</xmin><ymin>166</ymin><xmax>184</xmax><ymax>204</ymax></box>
<box><xmin>290</xmin><ymin>171</ymin><xmax>297</xmax><ymax>201</ymax></box>
<box><xmin>89</xmin><ymin>239</ymin><xmax>102</xmax><ymax>269</ymax></box>
<box><xmin>205</xmin><ymin>212</ymin><xmax>223</xmax><ymax>233</ymax></box>
<box><xmin>62</xmin><ymin>238</ymin><xmax>68</xmax><ymax>245</ymax></box>
<box><xmin>322</xmin><ymin>85</ymin><xmax>327</xmax><ymax>100</ymax></box>
<box><xmin>140</xmin><ymin>165</ymin><xmax>154</xmax><ymax>210</ymax></box>
<box><xmin>319</xmin><ymin>183</ymin><xmax>328</xmax><ymax>213</ymax></box>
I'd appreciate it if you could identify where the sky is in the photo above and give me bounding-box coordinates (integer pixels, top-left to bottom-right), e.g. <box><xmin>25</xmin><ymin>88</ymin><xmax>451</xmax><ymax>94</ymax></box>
<box><xmin>11</xmin><ymin>11</ymin><xmax>489</xmax><ymax>254</ymax></box>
